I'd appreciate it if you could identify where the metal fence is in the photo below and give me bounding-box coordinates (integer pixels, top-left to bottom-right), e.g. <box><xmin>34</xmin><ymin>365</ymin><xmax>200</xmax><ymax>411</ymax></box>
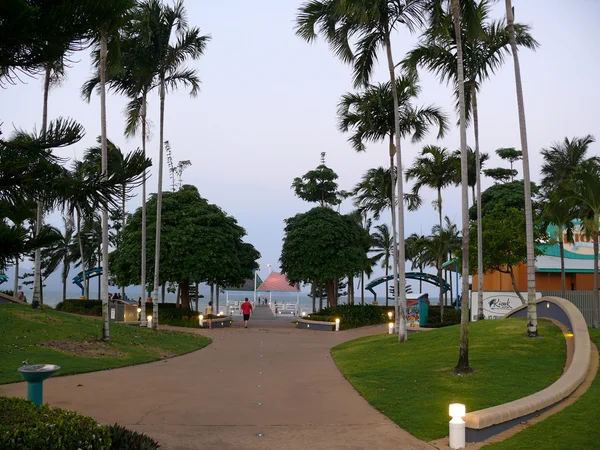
<box><xmin>541</xmin><ymin>291</ymin><xmax>596</xmax><ymax>327</ymax></box>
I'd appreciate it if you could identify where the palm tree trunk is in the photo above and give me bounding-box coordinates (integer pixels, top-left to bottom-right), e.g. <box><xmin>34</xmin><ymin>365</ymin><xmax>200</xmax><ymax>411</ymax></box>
<box><xmin>152</xmin><ymin>78</ymin><xmax>166</xmax><ymax>330</ymax></box>
<box><xmin>385</xmin><ymin>265</ymin><xmax>389</xmax><ymax>307</ymax></box>
<box><xmin>311</xmin><ymin>282</ymin><xmax>316</xmax><ymax>313</ymax></box>
<box><xmin>472</xmin><ymin>88</ymin><xmax>485</xmax><ymax>321</ymax></box>
<box><xmin>438</xmin><ymin>261</ymin><xmax>444</xmax><ymax>323</ymax></box>
<box><xmin>216</xmin><ymin>283</ymin><xmax>220</xmax><ymax>312</ymax></box>
<box><xmin>389</xmin><ymin>145</ymin><xmax>400</xmax><ymax>332</ymax></box>
<box><xmin>13</xmin><ymin>258</ymin><xmax>19</xmax><ymax>299</ymax></box>
<box><xmin>451</xmin><ymin>0</ymin><xmax>473</xmax><ymax>374</ymax></box>
<box><xmin>593</xmin><ymin>227</ymin><xmax>599</xmax><ymax>328</ymax></box>
<box><xmin>32</xmin><ymin>66</ymin><xmax>52</xmax><ymax>306</ymax></box>
<box><xmin>140</xmin><ymin>93</ymin><xmax>148</xmax><ymax>326</ymax></box>
<box><xmin>161</xmin><ymin>283</ymin><xmax>166</xmax><ymax>303</ymax></box>
<box><xmin>437</xmin><ymin>188</ymin><xmax>443</xmax><ymax>231</ymax></box>
<box><xmin>77</xmin><ymin>208</ymin><xmax>86</xmax><ymax>299</ymax></box>
<box><xmin>361</xmin><ymin>271</ymin><xmax>365</xmax><ymax>305</ymax></box>
<box><xmin>384</xmin><ymin>35</ymin><xmax>407</xmax><ymax>342</ymax></box>
<box><xmin>559</xmin><ymin>232</ymin><xmax>566</xmax><ymax>298</ymax></box>
<box><xmin>505</xmin><ymin>0</ymin><xmax>537</xmax><ymax>337</ymax></box>
<box><xmin>99</xmin><ymin>30</ymin><xmax>110</xmax><ymax>341</ymax></box>
<box><xmin>319</xmin><ymin>284</ymin><xmax>323</xmax><ymax>312</ymax></box>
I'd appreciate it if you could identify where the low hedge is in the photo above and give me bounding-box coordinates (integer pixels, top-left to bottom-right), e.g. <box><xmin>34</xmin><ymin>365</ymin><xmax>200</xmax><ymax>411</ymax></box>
<box><xmin>426</xmin><ymin>305</ymin><xmax>462</xmax><ymax>327</ymax></box>
<box><xmin>55</xmin><ymin>300</ymin><xmax>102</xmax><ymax>316</ymax></box>
<box><xmin>0</xmin><ymin>397</ymin><xmax>161</xmax><ymax>450</ymax></box>
<box><xmin>307</xmin><ymin>304</ymin><xmax>389</xmax><ymax>329</ymax></box>
<box><xmin>0</xmin><ymin>397</ymin><xmax>111</xmax><ymax>449</ymax></box>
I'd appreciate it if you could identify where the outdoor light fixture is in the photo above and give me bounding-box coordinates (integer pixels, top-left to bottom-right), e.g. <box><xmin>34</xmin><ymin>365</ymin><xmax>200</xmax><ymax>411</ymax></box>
<box><xmin>199</xmin><ymin>314</ymin><xmax>204</xmax><ymax>327</ymax></box>
<box><xmin>301</xmin><ymin>311</ymin><xmax>307</xmax><ymax>317</ymax></box>
<box><xmin>137</xmin><ymin>307</ymin><xmax>142</xmax><ymax>313</ymax></box>
<box><xmin>547</xmin><ymin>302</ymin><xmax>550</xmax><ymax>309</ymax></box>
<box><xmin>147</xmin><ymin>316</ymin><xmax>152</xmax><ymax>328</ymax></box>
<box><xmin>387</xmin><ymin>311</ymin><xmax>393</xmax><ymax>321</ymax></box>
<box><xmin>335</xmin><ymin>318</ymin><xmax>340</xmax><ymax>332</ymax></box>
<box><xmin>388</xmin><ymin>322</ymin><xmax>394</xmax><ymax>334</ymax></box>
<box><xmin>448</xmin><ymin>403</ymin><xmax>466</xmax><ymax>449</ymax></box>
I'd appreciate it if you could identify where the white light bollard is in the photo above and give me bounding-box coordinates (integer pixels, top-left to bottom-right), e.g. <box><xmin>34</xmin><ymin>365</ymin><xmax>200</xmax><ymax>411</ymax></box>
<box><xmin>449</xmin><ymin>403</ymin><xmax>466</xmax><ymax>449</ymax></box>
<box><xmin>388</xmin><ymin>322</ymin><xmax>394</xmax><ymax>334</ymax></box>
<box><xmin>199</xmin><ymin>314</ymin><xmax>204</xmax><ymax>328</ymax></box>
<box><xmin>335</xmin><ymin>318</ymin><xmax>340</xmax><ymax>332</ymax></box>
<box><xmin>147</xmin><ymin>316</ymin><xmax>152</xmax><ymax>329</ymax></box>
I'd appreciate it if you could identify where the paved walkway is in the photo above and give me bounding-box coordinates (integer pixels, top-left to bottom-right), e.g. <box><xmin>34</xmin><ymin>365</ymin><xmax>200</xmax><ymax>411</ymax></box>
<box><xmin>0</xmin><ymin>309</ymin><xmax>433</xmax><ymax>450</ymax></box>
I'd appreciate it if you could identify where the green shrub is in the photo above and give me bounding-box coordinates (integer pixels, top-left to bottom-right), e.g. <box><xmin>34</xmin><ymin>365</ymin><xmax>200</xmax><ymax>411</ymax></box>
<box><xmin>426</xmin><ymin>305</ymin><xmax>462</xmax><ymax>327</ymax></box>
<box><xmin>31</xmin><ymin>300</ymin><xmax>40</xmax><ymax>309</ymax></box>
<box><xmin>307</xmin><ymin>304</ymin><xmax>389</xmax><ymax>329</ymax></box>
<box><xmin>0</xmin><ymin>397</ymin><xmax>111</xmax><ymax>450</ymax></box>
<box><xmin>106</xmin><ymin>424</ymin><xmax>160</xmax><ymax>450</ymax></box>
<box><xmin>0</xmin><ymin>289</ymin><xmax>14</xmax><ymax>296</ymax></box>
<box><xmin>56</xmin><ymin>300</ymin><xmax>102</xmax><ymax>316</ymax></box>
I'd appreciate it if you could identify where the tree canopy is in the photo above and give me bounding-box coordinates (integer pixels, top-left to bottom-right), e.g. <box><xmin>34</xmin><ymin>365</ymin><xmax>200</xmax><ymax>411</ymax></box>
<box><xmin>111</xmin><ymin>185</ymin><xmax>259</xmax><ymax>307</ymax></box>
<box><xmin>280</xmin><ymin>207</ymin><xmax>369</xmax><ymax>307</ymax></box>
<box><xmin>291</xmin><ymin>163</ymin><xmax>343</xmax><ymax>207</ymax></box>
<box><xmin>469</xmin><ymin>180</ymin><xmax>539</xmax><ymax>220</ymax></box>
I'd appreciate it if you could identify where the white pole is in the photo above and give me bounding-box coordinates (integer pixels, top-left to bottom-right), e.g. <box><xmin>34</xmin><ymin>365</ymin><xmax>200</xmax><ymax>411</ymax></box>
<box><xmin>253</xmin><ymin>270</ymin><xmax>257</xmax><ymax>303</ymax></box>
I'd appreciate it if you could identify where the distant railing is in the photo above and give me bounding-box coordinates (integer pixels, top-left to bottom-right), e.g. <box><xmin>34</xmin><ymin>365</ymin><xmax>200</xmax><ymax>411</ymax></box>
<box><xmin>541</xmin><ymin>290</ymin><xmax>595</xmax><ymax>327</ymax></box>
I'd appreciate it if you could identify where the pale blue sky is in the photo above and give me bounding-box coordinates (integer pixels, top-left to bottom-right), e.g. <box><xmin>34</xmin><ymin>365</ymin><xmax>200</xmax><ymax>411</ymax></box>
<box><xmin>2</xmin><ymin>0</ymin><xmax>599</xmax><ymax>297</ymax></box>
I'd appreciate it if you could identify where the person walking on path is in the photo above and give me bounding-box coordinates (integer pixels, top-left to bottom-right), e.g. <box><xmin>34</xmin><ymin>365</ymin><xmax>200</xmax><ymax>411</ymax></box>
<box><xmin>240</xmin><ymin>298</ymin><xmax>253</xmax><ymax>328</ymax></box>
<box><xmin>205</xmin><ymin>301</ymin><xmax>214</xmax><ymax>329</ymax></box>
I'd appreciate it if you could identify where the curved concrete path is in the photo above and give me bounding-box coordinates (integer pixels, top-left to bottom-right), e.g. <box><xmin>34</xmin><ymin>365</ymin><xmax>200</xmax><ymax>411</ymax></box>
<box><xmin>0</xmin><ymin>307</ymin><xmax>433</xmax><ymax>450</ymax></box>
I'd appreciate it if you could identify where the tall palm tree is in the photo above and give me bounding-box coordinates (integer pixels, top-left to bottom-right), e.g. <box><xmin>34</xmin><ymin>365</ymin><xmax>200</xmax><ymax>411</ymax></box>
<box><xmin>504</xmin><ymin>0</ymin><xmax>538</xmax><ymax>337</ymax></box>
<box><xmin>371</xmin><ymin>224</ymin><xmax>393</xmax><ymax>306</ymax></box>
<box><xmin>569</xmin><ymin>164</ymin><xmax>600</xmax><ymax>328</ymax></box>
<box><xmin>406</xmin><ymin>145</ymin><xmax>458</xmax><ymax>231</ymax></box>
<box><xmin>405</xmin><ymin>232</ymin><xmax>429</xmax><ymax>292</ymax></box>
<box><xmin>422</xmin><ymin>216</ymin><xmax>461</xmax><ymax>321</ymax></box>
<box><xmin>405</xmin><ymin>0</ymin><xmax>537</xmax><ymax>324</ymax></box>
<box><xmin>135</xmin><ymin>0</ymin><xmax>209</xmax><ymax>329</ymax></box>
<box><xmin>41</xmin><ymin>215</ymin><xmax>75</xmax><ymax>302</ymax></box>
<box><xmin>297</xmin><ymin>0</ymin><xmax>433</xmax><ymax>343</ymax></box>
<box><xmin>338</xmin><ymin>74</ymin><xmax>447</xmax><ymax>338</ymax></box>
<box><xmin>542</xmin><ymin>196</ymin><xmax>576</xmax><ymax>299</ymax></box>
<box><xmin>454</xmin><ymin>147</ymin><xmax>489</xmax><ymax>206</ymax></box>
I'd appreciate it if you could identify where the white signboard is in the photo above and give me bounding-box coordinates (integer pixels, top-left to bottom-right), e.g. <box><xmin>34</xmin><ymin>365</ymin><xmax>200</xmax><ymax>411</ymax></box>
<box><xmin>110</xmin><ymin>307</ymin><xmax>116</xmax><ymax>320</ymax></box>
<box><xmin>470</xmin><ymin>291</ymin><xmax>542</xmax><ymax>321</ymax></box>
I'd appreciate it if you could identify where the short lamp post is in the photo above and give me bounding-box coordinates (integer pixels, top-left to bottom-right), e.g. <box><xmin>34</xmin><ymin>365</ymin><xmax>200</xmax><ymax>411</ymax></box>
<box><xmin>387</xmin><ymin>311</ymin><xmax>393</xmax><ymax>321</ymax></box>
<box><xmin>199</xmin><ymin>314</ymin><xmax>204</xmax><ymax>327</ymax></box>
<box><xmin>335</xmin><ymin>318</ymin><xmax>340</xmax><ymax>332</ymax></box>
<box><xmin>449</xmin><ymin>403</ymin><xmax>466</xmax><ymax>449</ymax></box>
<box><xmin>137</xmin><ymin>307</ymin><xmax>141</xmax><ymax>321</ymax></box>
<box><xmin>388</xmin><ymin>322</ymin><xmax>394</xmax><ymax>334</ymax></box>
<box><xmin>147</xmin><ymin>315</ymin><xmax>152</xmax><ymax>329</ymax></box>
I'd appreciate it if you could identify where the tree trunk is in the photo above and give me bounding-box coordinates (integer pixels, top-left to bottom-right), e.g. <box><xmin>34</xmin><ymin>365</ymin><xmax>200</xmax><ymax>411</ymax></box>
<box><xmin>388</xmin><ymin>137</ymin><xmax>400</xmax><ymax>335</ymax></box>
<box><xmin>473</xmin><ymin>88</ymin><xmax>485</xmax><ymax>321</ymax></box>
<box><xmin>195</xmin><ymin>282</ymin><xmax>199</xmax><ymax>312</ymax></box>
<box><xmin>319</xmin><ymin>284</ymin><xmax>323</xmax><ymax>312</ymax></box>
<box><xmin>361</xmin><ymin>271</ymin><xmax>365</xmax><ymax>305</ymax></box>
<box><xmin>451</xmin><ymin>0</ymin><xmax>473</xmax><ymax>374</ymax></box>
<box><xmin>99</xmin><ymin>30</ymin><xmax>110</xmax><ymax>341</ymax></box>
<box><xmin>62</xmin><ymin>268</ymin><xmax>67</xmax><ymax>302</ymax></box>
<box><xmin>216</xmin><ymin>283</ymin><xmax>220</xmax><ymax>313</ymax></box>
<box><xmin>161</xmin><ymin>283</ymin><xmax>166</xmax><ymax>303</ymax></box>
<box><xmin>311</xmin><ymin>282</ymin><xmax>316</xmax><ymax>313</ymax></box>
<box><xmin>13</xmin><ymin>259</ymin><xmax>19</xmax><ymax>299</ymax></box>
<box><xmin>325</xmin><ymin>279</ymin><xmax>337</xmax><ymax>308</ymax></box>
<box><xmin>505</xmin><ymin>0</ymin><xmax>537</xmax><ymax>337</ymax></box>
<box><xmin>32</xmin><ymin>66</ymin><xmax>52</xmax><ymax>305</ymax></box>
<box><xmin>507</xmin><ymin>265</ymin><xmax>527</xmax><ymax>304</ymax></box>
<box><xmin>77</xmin><ymin>208</ymin><xmax>87</xmax><ymax>299</ymax></box>
<box><xmin>176</xmin><ymin>284</ymin><xmax>180</xmax><ymax>307</ymax></box>
<box><xmin>593</xmin><ymin>228</ymin><xmax>599</xmax><ymax>328</ymax></box>
<box><xmin>210</xmin><ymin>283</ymin><xmax>214</xmax><ymax>304</ymax></box>
<box><xmin>152</xmin><ymin>78</ymin><xmax>166</xmax><ymax>330</ymax></box>
<box><xmin>437</xmin><ymin>188</ymin><xmax>443</xmax><ymax>231</ymax></box>
<box><xmin>384</xmin><ymin>36</ymin><xmax>407</xmax><ymax>342</ymax></box>
<box><xmin>439</xmin><ymin>261</ymin><xmax>444</xmax><ymax>324</ymax></box>
<box><xmin>140</xmin><ymin>93</ymin><xmax>148</xmax><ymax>326</ymax></box>
<box><xmin>559</xmin><ymin>232</ymin><xmax>566</xmax><ymax>298</ymax></box>
<box><xmin>180</xmin><ymin>280</ymin><xmax>190</xmax><ymax>310</ymax></box>
<box><xmin>348</xmin><ymin>276</ymin><xmax>354</xmax><ymax>305</ymax></box>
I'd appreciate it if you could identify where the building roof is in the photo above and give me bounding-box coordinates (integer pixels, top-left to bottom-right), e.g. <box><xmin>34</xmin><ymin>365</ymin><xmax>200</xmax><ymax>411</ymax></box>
<box><xmin>257</xmin><ymin>272</ymin><xmax>300</xmax><ymax>292</ymax></box>
<box><xmin>535</xmin><ymin>255</ymin><xmax>596</xmax><ymax>273</ymax></box>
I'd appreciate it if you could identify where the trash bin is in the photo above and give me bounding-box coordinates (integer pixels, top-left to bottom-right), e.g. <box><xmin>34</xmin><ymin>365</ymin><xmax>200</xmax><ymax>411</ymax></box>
<box><xmin>419</xmin><ymin>299</ymin><xmax>429</xmax><ymax>327</ymax></box>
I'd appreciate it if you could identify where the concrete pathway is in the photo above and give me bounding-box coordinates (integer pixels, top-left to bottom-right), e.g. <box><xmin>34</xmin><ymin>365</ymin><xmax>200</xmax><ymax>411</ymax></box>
<box><xmin>0</xmin><ymin>309</ymin><xmax>433</xmax><ymax>450</ymax></box>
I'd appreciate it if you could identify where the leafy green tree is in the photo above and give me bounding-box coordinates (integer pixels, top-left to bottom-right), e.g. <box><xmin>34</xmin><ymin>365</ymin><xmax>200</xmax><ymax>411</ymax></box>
<box><xmin>371</xmin><ymin>224</ymin><xmax>393</xmax><ymax>306</ymax></box>
<box><xmin>452</xmin><ymin>147</ymin><xmax>489</xmax><ymax>206</ymax></box>
<box><xmin>280</xmin><ymin>207</ymin><xmax>369</xmax><ymax>308</ymax></box>
<box><xmin>292</xmin><ymin>163</ymin><xmax>343</xmax><ymax>207</ymax></box>
<box><xmin>406</xmin><ymin>145</ymin><xmax>458</xmax><ymax>231</ymax></box>
<box><xmin>483</xmin><ymin>167</ymin><xmax>517</xmax><ymax>184</ymax></box>
<box><xmin>470</xmin><ymin>180</ymin><xmax>540</xmax><ymax>220</ymax></box>
<box><xmin>112</xmin><ymin>185</ymin><xmax>259</xmax><ymax>311</ymax></box>
<box><xmin>496</xmin><ymin>147</ymin><xmax>522</xmax><ymax>180</ymax></box>
<box><xmin>468</xmin><ymin>206</ymin><xmax>543</xmax><ymax>304</ymax></box>
<box><xmin>405</xmin><ymin>232</ymin><xmax>429</xmax><ymax>292</ymax></box>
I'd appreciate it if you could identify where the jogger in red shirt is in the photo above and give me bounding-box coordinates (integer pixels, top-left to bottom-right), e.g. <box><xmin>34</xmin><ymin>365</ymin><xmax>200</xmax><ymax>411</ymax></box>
<box><xmin>240</xmin><ymin>298</ymin><xmax>253</xmax><ymax>328</ymax></box>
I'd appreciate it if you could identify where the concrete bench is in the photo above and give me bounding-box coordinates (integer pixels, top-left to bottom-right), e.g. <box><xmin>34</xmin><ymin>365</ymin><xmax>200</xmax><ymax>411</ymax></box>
<box><xmin>295</xmin><ymin>318</ymin><xmax>335</xmax><ymax>331</ymax></box>
<box><xmin>464</xmin><ymin>296</ymin><xmax>591</xmax><ymax>442</ymax></box>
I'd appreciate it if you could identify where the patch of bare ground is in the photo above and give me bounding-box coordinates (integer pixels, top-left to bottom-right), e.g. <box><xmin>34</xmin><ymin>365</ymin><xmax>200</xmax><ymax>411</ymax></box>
<box><xmin>39</xmin><ymin>340</ymin><xmax>126</xmax><ymax>358</ymax></box>
<box><xmin>131</xmin><ymin>342</ymin><xmax>177</xmax><ymax>359</ymax></box>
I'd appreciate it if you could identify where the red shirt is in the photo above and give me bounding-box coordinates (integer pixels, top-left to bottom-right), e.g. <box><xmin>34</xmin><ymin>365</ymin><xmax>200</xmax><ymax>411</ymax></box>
<box><xmin>240</xmin><ymin>301</ymin><xmax>253</xmax><ymax>314</ymax></box>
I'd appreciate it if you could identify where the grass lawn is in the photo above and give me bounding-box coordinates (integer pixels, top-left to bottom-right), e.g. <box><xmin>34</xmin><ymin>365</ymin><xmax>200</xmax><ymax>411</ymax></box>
<box><xmin>0</xmin><ymin>303</ymin><xmax>210</xmax><ymax>384</ymax></box>
<box><xmin>332</xmin><ymin>318</ymin><xmax>566</xmax><ymax>441</ymax></box>
<box><xmin>481</xmin><ymin>328</ymin><xmax>600</xmax><ymax>450</ymax></box>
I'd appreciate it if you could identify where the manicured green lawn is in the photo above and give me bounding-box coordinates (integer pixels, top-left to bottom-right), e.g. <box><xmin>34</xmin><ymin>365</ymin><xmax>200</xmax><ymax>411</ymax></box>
<box><xmin>481</xmin><ymin>328</ymin><xmax>600</xmax><ymax>450</ymax></box>
<box><xmin>332</xmin><ymin>318</ymin><xmax>566</xmax><ymax>441</ymax></box>
<box><xmin>0</xmin><ymin>304</ymin><xmax>210</xmax><ymax>384</ymax></box>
